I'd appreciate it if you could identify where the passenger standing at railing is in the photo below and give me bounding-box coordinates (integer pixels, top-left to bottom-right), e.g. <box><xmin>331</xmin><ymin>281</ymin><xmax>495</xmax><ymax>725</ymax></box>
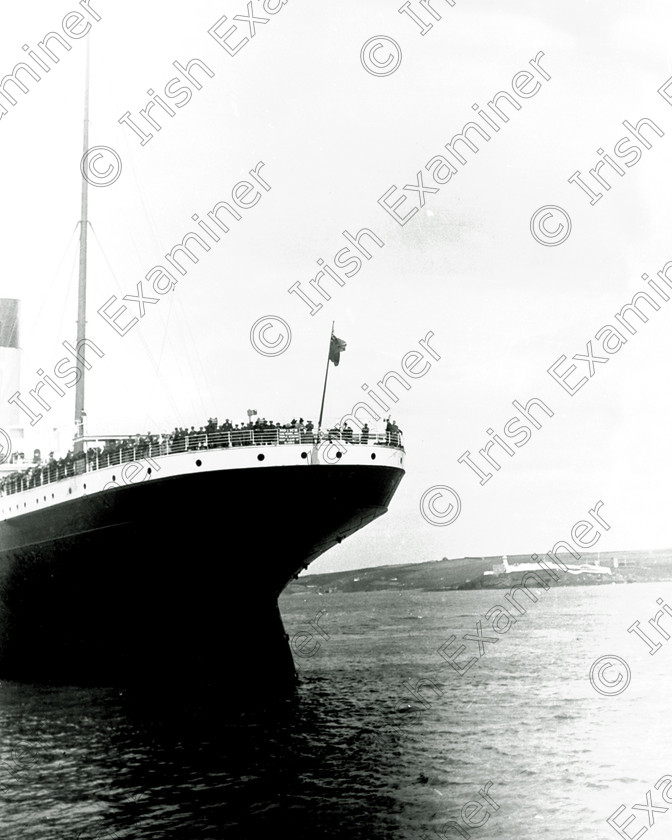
<box><xmin>361</xmin><ymin>423</ymin><xmax>369</xmax><ymax>445</ymax></box>
<box><xmin>290</xmin><ymin>418</ymin><xmax>300</xmax><ymax>443</ymax></box>
<box><xmin>220</xmin><ymin>419</ymin><xmax>233</xmax><ymax>447</ymax></box>
<box><xmin>303</xmin><ymin>419</ymin><xmax>314</xmax><ymax>443</ymax></box>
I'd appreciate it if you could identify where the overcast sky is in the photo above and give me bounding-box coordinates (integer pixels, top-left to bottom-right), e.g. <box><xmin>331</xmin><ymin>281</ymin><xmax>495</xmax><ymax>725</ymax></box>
<box><xmin>1</xmin><ymin>0</ymin><xmax>671</xmax><ymax>573</ymax></box>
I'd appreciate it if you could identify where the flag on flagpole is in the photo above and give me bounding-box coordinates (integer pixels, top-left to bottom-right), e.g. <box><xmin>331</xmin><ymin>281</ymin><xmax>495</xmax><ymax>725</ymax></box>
<box><xmin>328</xmin><ymin>334</ymin><xmax>347</xmax><ymax>366</ymax></box>
<box><xmin>318</xmin><ymin>325</ymin><xmax>346</xmax><ymax>432</ymax></box>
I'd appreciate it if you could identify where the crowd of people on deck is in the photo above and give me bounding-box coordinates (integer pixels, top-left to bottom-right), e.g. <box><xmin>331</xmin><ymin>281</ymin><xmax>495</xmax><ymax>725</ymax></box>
<box><xmin>0</xmin><ymin>416</ymin><xmax>403</xmax><ymax>497</ymax></box>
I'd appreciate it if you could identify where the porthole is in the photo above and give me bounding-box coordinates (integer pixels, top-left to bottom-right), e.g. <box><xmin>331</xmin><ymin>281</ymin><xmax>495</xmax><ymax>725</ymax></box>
<box><xmin>112</xmin><ymin>475</ymin><xmax>116</xmax><ymax>482</ymax></box>
<box><xmin>147</xmin><ymin>468</ymin><xmax>152</xmax><ymax>474</ymax></box>
<box><xmin>257</xmin><ymin>454</ymin><xmax>265</xmax><ymax>461</ymax></box>
<box><xmin>43</xmin><ymin>496</ymin><xmax>46</xmax><ymax>502</ymax></box>
<box><xmin>83</xmin><ymin>484</ymin><xmax>86</xmax><ymax>490</ymax></box>
<box><xmin>371</xmin><ymin>453</ymin><xmax>376</xmax><ymax>460</ymax></box>
<box><xmin>68</xmin><ymin>488</ymin><xmax>72</xmax><ymax>495</ymax></box>
<box><xmin>196</xmin><ymin>460</ymin><xmax>202</xmax><ymax>467</ymax></box>
<box><xmin>336</xmin><ymin>451</ymin><xmax>342</xmax><ymax>459</ymax></box>
<box><xmin>300</xmin><ymin>452</ymin><xmax>307</xmax><ymax>459</ymax></box>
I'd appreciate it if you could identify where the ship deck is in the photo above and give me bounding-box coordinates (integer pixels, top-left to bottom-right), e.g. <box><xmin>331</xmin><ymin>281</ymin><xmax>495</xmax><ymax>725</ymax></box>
<box><xmin>0</xmin><ymin>436</ymin><xmax>405</xmax><ymax>688</ymax></box>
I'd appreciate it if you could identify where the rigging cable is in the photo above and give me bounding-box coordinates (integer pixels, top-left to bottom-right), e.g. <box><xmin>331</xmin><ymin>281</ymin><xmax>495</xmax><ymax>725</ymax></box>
<box><xmin>89</xmin><ymin>225</ymin><xmax>185</xmax><ymax>428</ymax></box>
<box><xmin>120</xmin><ymin>145</ymin><xmax>214</xmax><ymax>423</ymax></box>
<box><xmin>126</xmin><ymin>142</ymin><xmax>218</xmax><ymax>415</ymax></box>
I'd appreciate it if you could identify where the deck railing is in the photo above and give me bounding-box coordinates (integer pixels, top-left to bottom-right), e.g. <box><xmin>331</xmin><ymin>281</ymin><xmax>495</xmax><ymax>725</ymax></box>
<box><xmin>0</xmin><ymin>429</ymin><xmax>403</xmax><ymax>497</ymax></box>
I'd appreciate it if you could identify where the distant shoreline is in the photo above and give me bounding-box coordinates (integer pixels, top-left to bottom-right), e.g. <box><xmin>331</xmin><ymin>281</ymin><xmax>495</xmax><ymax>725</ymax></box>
<box><xmin>285</xmin><ymin>549</ymin><xmax>672</xmax><ymax>595</ymax></box>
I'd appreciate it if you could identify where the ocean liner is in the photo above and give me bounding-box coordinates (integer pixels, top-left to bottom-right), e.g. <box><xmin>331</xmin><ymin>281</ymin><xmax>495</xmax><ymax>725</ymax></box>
<box><xmin>0</xmin><ymin>61</ymin><xmax>405</xmax><ymax>695</ymax></box>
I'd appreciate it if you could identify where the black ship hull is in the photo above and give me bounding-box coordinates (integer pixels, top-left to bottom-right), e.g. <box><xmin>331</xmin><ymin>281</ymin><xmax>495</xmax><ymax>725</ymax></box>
<box><xmin>0</xmin><ymin>459</ymin><xmax>403</xmax><ymax>696</ymax></box>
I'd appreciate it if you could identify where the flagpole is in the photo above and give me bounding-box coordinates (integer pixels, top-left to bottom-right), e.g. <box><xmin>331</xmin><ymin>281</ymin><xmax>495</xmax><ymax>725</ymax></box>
<box><xmin>317</xmin><ymin>322</ymin><xmax>335</xmax><ymax>436</ymax></box>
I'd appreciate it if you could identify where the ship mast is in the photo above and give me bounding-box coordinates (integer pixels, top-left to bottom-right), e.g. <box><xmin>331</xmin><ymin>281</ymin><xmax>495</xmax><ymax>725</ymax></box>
<box><xmin>73</xmin><ymin>41</ymin><xmax>90</xmax><ymax>454</ymax></box>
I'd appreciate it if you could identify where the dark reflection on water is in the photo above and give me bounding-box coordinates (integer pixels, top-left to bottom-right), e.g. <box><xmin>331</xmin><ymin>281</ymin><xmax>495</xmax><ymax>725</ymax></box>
<box><xmin>0</xmin><ymin>676</ymin><xmax>403</xmax><ymax>840</ymax></box>
<box><xmin>2</xmin><ymin>585</ymin><xmax>669</xmax><ymax>839</ymax></box>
